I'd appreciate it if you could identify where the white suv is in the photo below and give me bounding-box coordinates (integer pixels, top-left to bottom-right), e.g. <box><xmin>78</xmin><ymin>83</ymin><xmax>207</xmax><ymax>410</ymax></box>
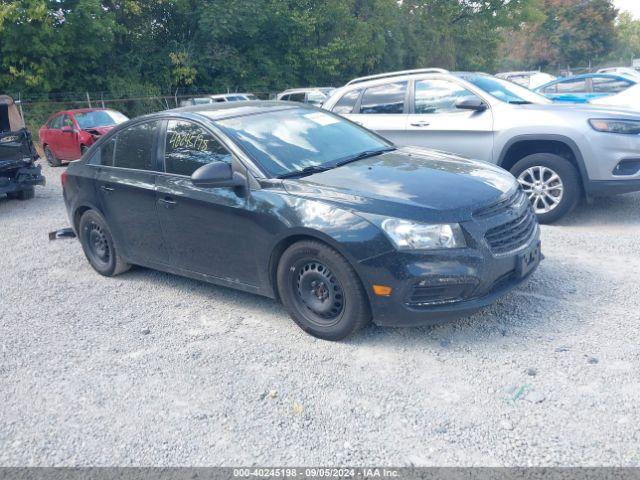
<box><xmin>323</xmin><ymin>68</ymin><xmax>640</xmax><ymax>223</ymax></box>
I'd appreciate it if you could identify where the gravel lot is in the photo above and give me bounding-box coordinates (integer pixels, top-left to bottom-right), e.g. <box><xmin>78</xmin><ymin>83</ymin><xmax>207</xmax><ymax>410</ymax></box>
<box><xmin>1</xmin><ymin>161</ymin><xmax>639</xmax><ymax>467</ymax></box>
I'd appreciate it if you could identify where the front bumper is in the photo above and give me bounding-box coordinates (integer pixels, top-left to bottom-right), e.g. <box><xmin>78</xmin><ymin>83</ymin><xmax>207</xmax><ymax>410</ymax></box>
<box><xmin>586</xmin><ymin>179</ymin><xmax>640</xmax><ymax>197</ymax></box>
<box><xmin>357</xmin><ymin>202</ymin><xmax>541</xmax><ymax>327</ymax></box>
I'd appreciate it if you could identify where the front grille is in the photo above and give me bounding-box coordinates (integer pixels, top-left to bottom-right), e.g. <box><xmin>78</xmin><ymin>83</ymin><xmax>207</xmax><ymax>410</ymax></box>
<box><xmin>485</xmin><ymin>208</ymin><xmax>537</xmax><ymax>255</ymax></box>
<box><xmin>474</xmin><ymin>189</ymin><xmax>527</xmax><ymax>218</ymax></box>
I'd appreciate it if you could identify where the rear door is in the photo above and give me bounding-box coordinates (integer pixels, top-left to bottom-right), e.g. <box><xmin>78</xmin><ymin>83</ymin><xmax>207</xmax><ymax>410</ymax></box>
<box><xmin>155</xmin><ymin>119</ymin><xmax>258</xmax><ymax>285</ymax></box>
<box><xmin>344</xmin><ymin>81</ymin><xmax>408</xmax><ymax>141</ymax></box>
<box><xmin>58</xmin><ymin>114</ymin><xmax>78</xmax><ymax>160</ymax></box>
<box><xmin>45</xmin><ymin>115</ymin><xmax>63</xmax><ymax>156</ymax></box>
<box><xmin>94</xmin><ymin>120</ymin><xmax>167</xmax><ymax>265</ymax></box>
<box><xmin>402</xmin><ymin>78</ymin><xmax>494</xmax><ymax>162</ymax></box>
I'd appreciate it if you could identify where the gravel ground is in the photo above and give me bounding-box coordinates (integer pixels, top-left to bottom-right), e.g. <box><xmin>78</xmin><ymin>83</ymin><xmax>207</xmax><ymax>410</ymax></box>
<box><xmin>1</xmin><ymin>161</ymin><xmax>639</xmax><ymax>467</ymax></box>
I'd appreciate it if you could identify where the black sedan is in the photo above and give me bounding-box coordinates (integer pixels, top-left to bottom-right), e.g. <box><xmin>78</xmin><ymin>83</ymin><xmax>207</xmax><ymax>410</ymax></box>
<box><xmin>62</xmin><ymin>102</ymin><xmax>541</xmax><ymax>340</ymax></box>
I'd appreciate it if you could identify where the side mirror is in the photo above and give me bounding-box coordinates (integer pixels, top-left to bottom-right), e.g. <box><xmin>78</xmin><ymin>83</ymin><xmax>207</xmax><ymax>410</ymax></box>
<box><xmin>455</xmin><ymin>97</ymin><xmax>488</xmax><ymax>112</ymax></box>
<box><xmin>191</xmin><ymin>161</ymin><xmax>245</xmax><ymax>188</ymax></box>
<box><xmin>61</xmin><ymin>126</ymin><xmax>75</xmax><ymax>133</ymax></box>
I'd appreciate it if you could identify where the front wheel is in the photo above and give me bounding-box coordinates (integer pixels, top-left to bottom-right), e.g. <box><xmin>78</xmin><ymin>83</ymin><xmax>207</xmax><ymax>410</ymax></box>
<box><xmin>277</xmin><ymin>240</ymin><xmax>371</xmax><ymax>341</ymax></box>
<box><xmin>78</xmin><ymin>210</ymin><xmax>130</xmax><ymax>277</ymax></box>
<box><xmin>510</xmin><ymin>153</ymin><xmax>581</xmax><ymax>224</ymax></box>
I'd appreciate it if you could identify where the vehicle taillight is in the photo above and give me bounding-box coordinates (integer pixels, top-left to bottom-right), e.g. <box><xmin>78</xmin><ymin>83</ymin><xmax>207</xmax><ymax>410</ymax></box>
<box><xmin>61</xmin><ymin>170</ymin><xmax>68</xmax><ymax>187</ymax></box>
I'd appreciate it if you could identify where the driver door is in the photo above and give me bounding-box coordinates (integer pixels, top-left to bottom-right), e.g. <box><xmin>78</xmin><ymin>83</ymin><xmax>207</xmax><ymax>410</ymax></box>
<box><xmin>155</xmin><ymin>119</ymin><xmax>258</xmax><ymax>286</ymax></box>
<box><xmin>401</xmin><ymin>78</ymin><xmax>494</xmax><ymax>162</ymax></box>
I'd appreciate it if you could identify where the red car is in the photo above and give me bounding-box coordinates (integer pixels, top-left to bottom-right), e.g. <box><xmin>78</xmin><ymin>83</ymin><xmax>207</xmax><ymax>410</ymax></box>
<box><xmin>39</xmin><ymin>108</ymin><xmax>128</xmax><ymax>166</ymax></box>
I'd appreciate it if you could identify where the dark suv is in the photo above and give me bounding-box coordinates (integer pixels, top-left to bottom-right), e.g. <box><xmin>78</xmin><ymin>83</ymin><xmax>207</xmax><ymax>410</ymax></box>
<box><xmin>63</xmin><ymin>102</ymin><xmax>541</xmax><ymax>340</ymax></box>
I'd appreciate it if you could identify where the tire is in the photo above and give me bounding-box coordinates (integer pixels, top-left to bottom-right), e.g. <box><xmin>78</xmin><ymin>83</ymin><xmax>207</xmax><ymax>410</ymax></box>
<box><xmin>44</xmin><ymin>145</ymin><xmax>61</xmax><ymax>167</ymax></box>
<box><xmin>78</xmin><ymin>209</ymin><xmax>130</xmax><ymax>277</ymax></box>
<box><xmin>277</xmin><ymin>240</ymin><xmax>370</xmax><ymax>341</ymax></box>
<box><xmin>510</xmin><ymin>153</ymin><xmax>581</xmax><ymax>224</ymax></box>
<box><xmin>16</xmin><ymin>187</ymin><xmax>35</xmax><ymax>200</ymax></box>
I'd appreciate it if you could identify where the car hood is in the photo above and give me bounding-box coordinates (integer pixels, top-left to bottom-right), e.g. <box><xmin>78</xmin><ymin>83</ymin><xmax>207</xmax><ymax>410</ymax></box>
<box><xmin>516</xmin><ymin>102</ymin><xmax>640</xmax><ymax>119</ymax></box>
<box><xmin>283</xmin><ymin>147</ymin><xmax>517</xmax><ymax>222</ymax></box>
<box><xmin>82</xmin><ymin>125</ymin><xmax>115</xmax><ymax>136</ymax></box>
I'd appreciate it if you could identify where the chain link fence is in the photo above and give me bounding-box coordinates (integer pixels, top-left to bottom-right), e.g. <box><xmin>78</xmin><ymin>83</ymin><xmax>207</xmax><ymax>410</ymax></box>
<box><xmin>11</xmin><ymin>90</ymin><xmax>276</xmax><ymax>142</ymax></box>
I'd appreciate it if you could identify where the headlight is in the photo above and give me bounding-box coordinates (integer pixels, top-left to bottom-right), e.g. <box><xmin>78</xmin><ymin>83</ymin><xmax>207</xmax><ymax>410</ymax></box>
<box><xmin>589</xmin><ymin>119</ymin><xmax>640</xmax><ymax>135</ymax></box>
<box><xmin>381</xmin><ymin>219</ymin><xmax>466</xmax><ymax>250</ymax></box>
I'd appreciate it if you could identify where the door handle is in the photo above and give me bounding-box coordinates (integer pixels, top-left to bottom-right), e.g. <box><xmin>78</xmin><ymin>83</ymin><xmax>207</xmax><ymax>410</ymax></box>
<box><xmin>410</xmin><ymin>121</ymin><xmax>431</xmax><ymax>127</ymax></box>
<box><xmin>158</xmin><ymin>196</ymin><xmax>177</xmax><ymax>208</ymax></box>
<box><xmin>100</xmin><ymin>185</ymin><xmax>115</xmax><ymax>192</ymax></box>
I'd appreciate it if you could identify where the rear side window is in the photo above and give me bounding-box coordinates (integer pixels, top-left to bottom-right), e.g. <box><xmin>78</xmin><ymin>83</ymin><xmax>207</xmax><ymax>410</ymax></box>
<box><xmin>592</xmin><ymin>76</ymin><xmax>632</xmax><ymax>93</ymax></box>
<box><xmin>360</xmin><ymin>82</ymin><xmax>407</xmax><ymax>114</ymax></box>
<box><xmin>49</xmin><ymin>115</ymin><xmax>63</xmax><ymax>129</ymax></box>
<box><xmin>165</xmin><ymin>120</ymin><xmax>233</xmax><ymax>176</ymax></box>
<box><xmin>113</xmin><ymin>121</ymin><xmax>159</xmax><ymax>171</ymax></box>
<box><xmin>97</xmin><ymin>137</ymin><xmax>116</xmax><ymax>166</ymax></box>
<box><xmin>332</xmin><ymin>89</ymin><xmax>361</xmax><ymax>114</ymax></box>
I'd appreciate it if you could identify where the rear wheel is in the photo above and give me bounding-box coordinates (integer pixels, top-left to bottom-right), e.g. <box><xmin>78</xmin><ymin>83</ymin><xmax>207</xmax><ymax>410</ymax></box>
<box><xmin>277</xmin><ymin>240</ymin><xmax>370</xmax><ymax>341</ymax></box>
<box><xmin>78</xmin><ymin>210</ymin><xmax>130</xmax><ymax>277</ymax></box>
<box><xmin>510</xmin><ymin>153</ymin><xmax>581</xmax><ymax>224</ymax></box>
<box><xmin>44</xmin><ymin>145</ymin><xmax>61</xmax><ymax>167</ymax></box>
<box><xmin>16</xmin><ymin>187</ymin><xmax>35</xmax><ymax>200</ymax></box>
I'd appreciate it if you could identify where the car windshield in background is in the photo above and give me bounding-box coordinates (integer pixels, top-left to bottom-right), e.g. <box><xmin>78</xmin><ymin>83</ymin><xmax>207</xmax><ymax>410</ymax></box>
<box><xmin>215</xmin><ymin>107</ymin><xmax>391</xmax><ymax>177</ymax></box>
<box><xmin>463</xmin><ymin>75</ymin><xmax>552</xmax><ymax>104</ymax></box>
<box><xmin>307</xmin><ymin>91</ymin><xmax>328</xmax><ymax>106</ymax></box>
<box><xmin>75</xmin><ymin>110</ymin><xmax>129</xmax><ymax>129</ymax></box>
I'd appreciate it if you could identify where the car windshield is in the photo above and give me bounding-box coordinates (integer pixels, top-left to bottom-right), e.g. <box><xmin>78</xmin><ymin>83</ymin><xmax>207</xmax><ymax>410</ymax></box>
<box><xmin>75</xmin><ymin>110</ymin><xmax>129</xmax><ymax>129</ymax></box>
<box><xmin>462</xmin><ymin>74</ymin><xmax>552</xmax><ymax>104</ymax></box>
<box><xmin>215</xmin><ymin>107</ymin><xmax>391</xmax><ymax>177</ymax></box>
<box><xmin>306</xmin><ymin>90</ymin><xmax>328</xmax><ymax>106</ymax></box>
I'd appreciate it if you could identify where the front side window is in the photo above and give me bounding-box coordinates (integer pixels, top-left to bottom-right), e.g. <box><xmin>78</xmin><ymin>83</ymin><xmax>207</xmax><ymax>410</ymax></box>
<box><xmin>165</xmin><ymin>120</ymin><xmax>233</xmax><ymax>176</ymax></box>
<box><xmin>462</xmin><ymin>74</ymin><xmax>551</xmax><ymax>104</ymax></box>
<box><xmin>556</xmin><ymin>79</ymin><xmax>588</xmax><ymax>93</ymax></box>
<box><xmin>414</xmin><ymin>79</ymin><xmax>479</xmax><ymax>114</ymax></box>
<box><xmin>113</xmin><ymin>121</ymin><xmax>159</xmax><ymax>171</ymax></box>
<box><xmin>288</xmin><ymin>93</ymin><xmax>306</xmax><ymax>103</ymax></box>
<box><xmin>331</xmin><ymin>89</ymin><xmax>361</xmax><ymax>114</ymax></box>
<box><xmin>359</xmin><ymin>82</ymin><xmax>407</xmax><ymax>114</ymax></box>
<box><xmin>215</xmin><ymin>107</ymin><xmax>391</xmax><ymax>177</ymax></box>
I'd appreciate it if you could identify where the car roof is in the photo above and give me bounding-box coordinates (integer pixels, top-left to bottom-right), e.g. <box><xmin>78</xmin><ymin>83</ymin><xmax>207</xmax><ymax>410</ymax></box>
<box><xmin>169</xmin><ymin>100</ymin><xmax>308</xmax><ymax>121</ymax></box>
<box><xmin>54</xmin><ymin>108</ymin><xmax>113</xmax><ymax>115</ymax></box>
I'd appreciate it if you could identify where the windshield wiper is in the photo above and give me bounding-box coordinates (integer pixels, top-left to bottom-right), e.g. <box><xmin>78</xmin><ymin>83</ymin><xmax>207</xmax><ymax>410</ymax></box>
<box><xmin>277</xmin><ymin>165</ymin><xmax>333</xmax><ymax>179</ymax></box>
<box><xmin>334</xmin><ymin>147</ymin><xmax>396</xmax><ymax>167</ymax></box>
<box><xmin>508</xmin><ymin>100</ymin><xmax>533</xmax><ymax>105</ymax></box>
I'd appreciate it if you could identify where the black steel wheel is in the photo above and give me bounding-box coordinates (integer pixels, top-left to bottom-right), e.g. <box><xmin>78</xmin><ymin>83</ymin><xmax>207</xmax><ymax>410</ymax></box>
<box><xmin>277</xmin><ymin>240</ymin><xmax>370</xmax><ymax>340</ymax></box>
<box><xmin>79</xmin><ymin>209</ymin><xmax>130</xmax><ymax>277</ymax></box>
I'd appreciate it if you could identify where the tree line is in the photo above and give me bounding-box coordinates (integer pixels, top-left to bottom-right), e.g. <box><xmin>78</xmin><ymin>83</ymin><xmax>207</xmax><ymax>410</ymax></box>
<box><xmin>0</xmin><ymin>0</ymin><xmax>636</xmax><ymax>100</ymax></box>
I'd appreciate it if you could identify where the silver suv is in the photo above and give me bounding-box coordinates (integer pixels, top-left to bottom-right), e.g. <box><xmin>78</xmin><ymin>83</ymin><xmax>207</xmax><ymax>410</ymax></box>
<box><xmin>323</xmin><ymin>68</ymin><xmax>640</xmax><ymax>223</ymax></box>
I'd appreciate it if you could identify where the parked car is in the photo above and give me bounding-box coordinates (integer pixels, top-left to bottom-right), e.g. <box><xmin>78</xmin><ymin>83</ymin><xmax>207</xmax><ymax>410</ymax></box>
<box><xmin>322</xmin><ymin>68</ymin><xmax>640</xmax><ymax>223</ymax></box>
<box><xmin>590</xmin><ymin>83</ymin><xmax>640</xmax><ymax>110</ymax></box>
<box><xmin>276</xmin><ymin>88</ymin><xmax>335</xmax><ymax>106</ymax></box>
<box><xmin>596</xmin><ymin>67</ymin><xmax>640</xmax><ymax>80</ymax></box>
<box><xmin>0</xmin><ymin>95</ymin><xmax>45</xmax><ymax>200</ymax></box>
<box><xmin>179</xmin><ymin>93</ymin><xmax>258</xmax><ymax>107</ymax></box>
<box><xmin>62</xmin><ymin>102</ymin><xmax>541</xmax><ymax>340</ymax></box>
<box><xmin>39</xmin><ymin>108</ymin><xmax>129</xmax><ymax>166</ymax></box>
<box><xmin>534</xmin><ymin>73</ymin><xmax>637</xmax><ymax>104</ymax></box>
<box><xmin>495</xmin><ymin>71</ymin><xmax>557</xmax><ymax>89</ymax></box>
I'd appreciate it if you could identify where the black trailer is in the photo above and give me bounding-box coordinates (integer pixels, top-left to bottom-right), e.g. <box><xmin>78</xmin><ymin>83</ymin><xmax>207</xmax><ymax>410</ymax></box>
<box><xmin>0</xmin><ymin>95</ymin><xmax>45</xmax><ymax>200</ymax></box>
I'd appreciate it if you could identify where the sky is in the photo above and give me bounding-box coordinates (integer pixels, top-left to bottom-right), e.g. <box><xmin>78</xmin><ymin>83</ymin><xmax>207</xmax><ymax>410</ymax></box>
<box><xmin>615</xmin><ymin>0</ymin><xmax>640</xmax><ymax>18</ymax></box>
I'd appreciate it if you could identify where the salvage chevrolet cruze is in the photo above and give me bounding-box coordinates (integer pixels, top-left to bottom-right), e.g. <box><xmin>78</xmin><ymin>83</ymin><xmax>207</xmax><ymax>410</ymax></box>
<box><xmin>63</xmin><ymin>102</ymin><xmax>541</xmax><ymax>340</ymax></box>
